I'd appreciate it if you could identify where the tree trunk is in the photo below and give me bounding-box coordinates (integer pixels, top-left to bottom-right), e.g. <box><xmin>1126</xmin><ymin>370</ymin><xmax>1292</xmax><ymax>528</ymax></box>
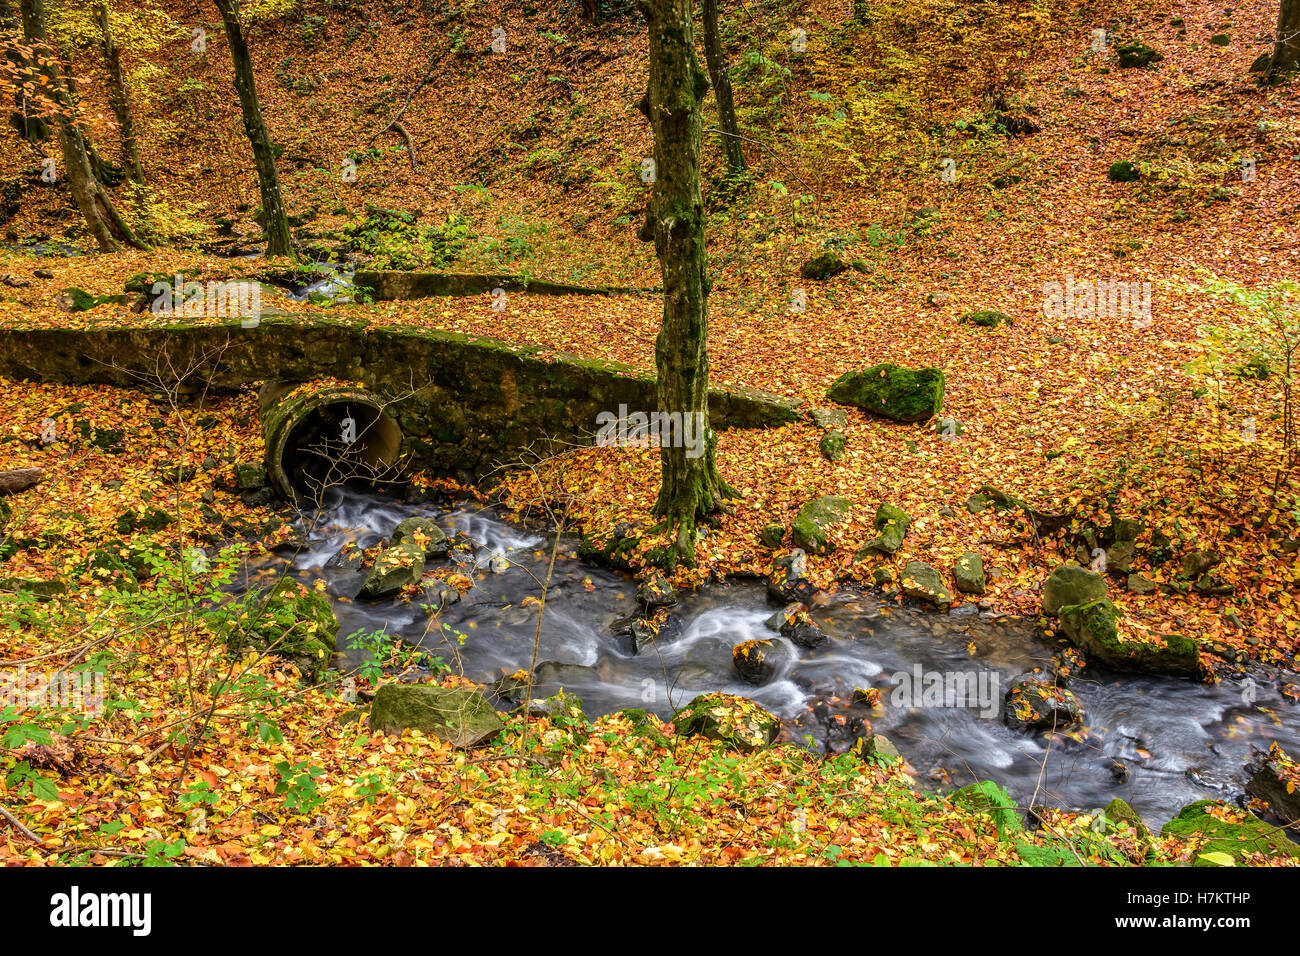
<box><xmin>2</xmin><ymin>0</ymin><xmax>48</xmax><ymax>140</ymax></box>
<box><xmin>97</xmin><ymin>3</ymin><xmax>144</xmax><ymax>184</ymax></box>
<box><xmin>701</xmin><ymin>0</ymin><xmax>745</xmax><ymax>175</ymax></box>
<box><xmin>18</xmin><ymin>0</ymin><xmax>144</xmax><ymax>251</ymax></box>
<box><xmin>214</xmin><ymin>0</ymin><xmax>294</xmax><ymax>258</ymax></box>
<box><xmin>1270</xmin><ymin>0</ymin><xmax>1300</xmax><ymax>75</ymax></box>
<box><xmin>637</xmin><ymin>0</ymin><xmax>737</xmax><ymax>563</ymax></box>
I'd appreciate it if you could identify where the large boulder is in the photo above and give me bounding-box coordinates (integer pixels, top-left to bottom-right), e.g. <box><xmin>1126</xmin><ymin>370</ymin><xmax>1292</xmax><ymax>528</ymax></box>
<box><xmin>792</xmin><ymin>494</ymin><xmax>852</xmax><ymax>555</ymax></box>
<box><xmin>369</xmin><ymin>684</ymin><xmax>504</xmax><ymax>747</ymax></box>
<box><xmin>672</xmin><ymin>693</ymin><xmax>781</xmax><ymax>752</ymax></box>
<box><xmin>391</xmin><ymin>517</ymin><xmax>452</xmax><ymax>558</ymax></box>
<box><xmin>1162</xmin><ymin>800</ymin><xmax>1300</xmax><ymax>865</ymax></box>
<box><xmin>359</xmin><ymin>541</ymin><xmax>425</xmax><ymax>598</ymax></box>
<box><xmin>900</xmin><ymin>561</ymin><xmax>951</xmax><ymax>609</ymax></box>
<box><xmin>825</xmin><ymin>363</ymin><xmax>944</xmax><ymax>423</ymax></box>
<box><xmin>214</xmin><ymin>577</ymin><xmax>338</xmax><ymax>682</ymax></box>
<box><xmin>1059</xmin><ymin>598</ymin><xmax>1200</xmax><ymax>677</ymax></box>
<box><xmin>856</xmin><ymin>502</ymin><xmax>910</xmax><ymax>557</ymax></box>
<box><xmin>1041</xmin><ymin>564</ymin><xmax>1108</xmax><ymax>617</ymax></box>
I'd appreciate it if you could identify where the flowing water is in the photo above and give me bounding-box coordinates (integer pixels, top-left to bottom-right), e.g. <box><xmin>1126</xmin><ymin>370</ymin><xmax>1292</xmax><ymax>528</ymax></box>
<box><xmin>255</xmin><ymin>489</ymin><xmax>1299</xmax><ymax>829</ymax></box>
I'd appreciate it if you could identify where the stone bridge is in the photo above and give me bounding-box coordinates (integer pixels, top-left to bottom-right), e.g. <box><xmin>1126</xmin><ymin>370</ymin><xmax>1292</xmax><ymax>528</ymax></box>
<box><xmin>0</xmin><ymin>316</ymin><xmax>801</xmax><ymax>495</ymax></box>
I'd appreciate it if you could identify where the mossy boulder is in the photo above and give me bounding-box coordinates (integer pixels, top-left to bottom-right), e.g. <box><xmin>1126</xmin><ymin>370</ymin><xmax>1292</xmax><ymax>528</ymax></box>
<box><xmin>800</xmin><ymin>253</ymin><xmax>848</xmax><ymax>280</ymax></box>
<box><xmin>390</xmin><ymin>517</ymin><xmax>452</xmax><ymax>558</ymax></box>
<box><xmin>672</xmin><ymin>692</ymin><xmax>781</xmax><ymax>752</ymax></box>
<box><xmin>1108</xmin><ymin>160</ymin><xmax>1140</xmax><ymax>182</ymax></box>
<box><xmin>951</xmin><ymin>781</ymin><xmax>1022</xmax><ymax>839</ymax></box>
<box><xmin>759</xmin><ymin>523</ymin><xmax>785</xmax><ymax>549</ymax></box>
<box><xmin>732</xmin><ymin>638</ymin><xmax>791</xmax><ymax>684</ymax></box>
<box><xmin>855</xmin><ymin>734</ymin><xmax>902</xmax><ymax>762</ymax></box>
<box><xmin>80</xmin><ymin>547</ymin><xmax>139</xmax><ymax>593</ymax></box>
<box><xmin>215</xmin><ymin>577</ymin><xmax>338</xmax><ymax>682</ymax></box>
<box><xmin>900</xmin><ymin>560</ymin><xmax>951</xmax><ymax>608</ymax></box>
<box><xmin>1059</xmin><ymin>598</ymin><xmax>1201</xmax><ymax>676</ymax></box>
<box><xmin>818</xmin><ymin>429</ymin><xmax>846</xmax><ymax>462</ymax></box>
<box><xmin>1102</xmin><ymin>797</ymin><xmax>1150</xmax><ymax>840</ymax></box>
<box><xmin>59</xmin><ymin>287</ymin><xmax>123</xmax><ymax>312</ymax></box>
<box><xmin>959</xmin><ymin>309</ymin><xmax>1012</xmax><ymax>328</ymax></box>
<box><xmin>855</xmin><ymin>501</ymin><xmax>910</xmax><ymax>557</ymax></box>
<box><xmin>1115</xmin><ymin>39</ymin><xmax>1164</xmax><ymax>68</ymax></box>
<box><xmin>1161</xmin><ymin>800</ymin><xmax>1300</xmax><ymax>865</ymax></box>
<box><xmin>359</xmin><ymin>541</ymin><xmax>425</xmax><ymax>598</ymax></box>
<box><xmin>792</xmin><ymin>494</ymin><xmax>852</xmax><ymax>555</ymax></box>
<box><xmin>1042</xmin><ymin>564</ymin><xmax>1108</xmax><ymax>617</ymax></box>
<box><xmin>615</xmin><ymin>707</ymin><xmax>669</xmax><ymax>746</ymax></box>
<box><xmin>0</xmin><ymin>576</ymin><xmax>68</xmax><ymax>600</ymax></box>
<box><xmin>825</xmin><ymin>363</ymin><xmax>944</xmax><ymax>423</ymax></box>
<box><xmin>953</xmin><ymin>552</ymin><xmax>985</xmax><ymax>595</ymax></box>
<box><xmin>369</xmin><ymin>683</ymin><xmax>504</xmax><ymax>747</ymax></box>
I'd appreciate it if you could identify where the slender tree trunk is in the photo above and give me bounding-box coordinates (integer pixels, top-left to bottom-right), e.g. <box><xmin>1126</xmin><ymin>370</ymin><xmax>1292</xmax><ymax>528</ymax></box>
<box><xmin>214</xmin><ymin>0</ymin><xmax>294</xmax><ymax>258</ymax></box>
<box><xmin>18</xmin><ymin>0</ymin><xmax>144</xmax><ymax>251</ymax></box>
<box><xmin>700</xmin><ymin>0</ymin><xmax>745</xmax><ymax>175</ymax></box>
<box><xmin>97</xmin><ymin>3</ymin><xmax>144</xmax><ymax>184</ymax></box>
<box><xmin>1270</xmin><ymin>0</ymin><xmax>1300</xmax><ymax>75</ymax></box>
<box><xmin>2</xmin><ymin>0</ymin><xmax>48</xmax><ymax>140</ymax></box>
<box><xmin>637</xmin><ymin>0</ymin><xmax>737</xmax><ymax>563</ymax></box>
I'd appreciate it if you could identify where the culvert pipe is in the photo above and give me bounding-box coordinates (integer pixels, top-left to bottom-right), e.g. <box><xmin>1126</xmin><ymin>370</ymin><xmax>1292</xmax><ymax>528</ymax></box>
<box><xmin>259</xmin><ymin>382</ymin><xmax>405</xmax><ymax>502</ymax></box>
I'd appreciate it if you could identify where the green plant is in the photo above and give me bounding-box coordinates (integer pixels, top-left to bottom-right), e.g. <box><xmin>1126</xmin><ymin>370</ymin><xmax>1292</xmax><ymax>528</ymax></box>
<box><xmin>274</xmin><ymin>760</ymin><xmax>326</xmax><ymax>813</ymax></box>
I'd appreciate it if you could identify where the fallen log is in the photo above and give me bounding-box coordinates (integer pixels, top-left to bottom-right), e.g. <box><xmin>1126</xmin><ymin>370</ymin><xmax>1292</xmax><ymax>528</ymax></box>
<box><xmin>0</xmin><ymin>468</ymin><xmax>41</xmax><ymax>496</ymax></box>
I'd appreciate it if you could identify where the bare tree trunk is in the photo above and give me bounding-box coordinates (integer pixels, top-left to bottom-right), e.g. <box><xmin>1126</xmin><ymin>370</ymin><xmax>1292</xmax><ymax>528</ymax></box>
<box><xmin>18</xmin><ymin>0</ymin><xmax>144</xmax><ymax>251</ymax></box>
<box><xmin>214</xmin><ymin>0</ymin><xmax>294</xmax><ymax>258</ymax></box>
<box><xmin>701</xmin><ymin>0</ymin><xmax>745</xmax><ymax>175</ymax></box>
<box><xmin>97</xmin><ymin>3</ymin><xmax>144</xmax><ymax>184</ymax></box>
<box><xmin>637</xmin><ymin>0</ymin><xmax>737</xmax><ymax>564</ymax></box>
<box><xmin>1270</xmin><ymin>0</ymin><xmax>1300</xmax><ymax>75</ymax></box>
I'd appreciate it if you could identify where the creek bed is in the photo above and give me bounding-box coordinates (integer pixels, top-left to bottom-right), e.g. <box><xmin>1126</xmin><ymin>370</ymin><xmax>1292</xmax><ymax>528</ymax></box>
<box><xmin>254</xmin><ymin>488</ymin><xmax>1300</xmax><ymax>829</ymax></box>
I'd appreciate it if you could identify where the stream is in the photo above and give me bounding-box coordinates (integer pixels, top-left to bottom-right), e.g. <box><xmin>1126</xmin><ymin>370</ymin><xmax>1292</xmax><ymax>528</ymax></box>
<box><xmin>256</xmin><ymin>488</ymin><xmax>1299</xmax><ymax>829</ymax></box>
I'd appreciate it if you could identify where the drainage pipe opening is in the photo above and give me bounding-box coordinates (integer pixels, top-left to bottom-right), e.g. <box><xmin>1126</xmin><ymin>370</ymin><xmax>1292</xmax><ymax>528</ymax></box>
<box><xmin>260</xmin><ymin>383</ymin><xmax>405</xmax><ymax>502</ymax></box>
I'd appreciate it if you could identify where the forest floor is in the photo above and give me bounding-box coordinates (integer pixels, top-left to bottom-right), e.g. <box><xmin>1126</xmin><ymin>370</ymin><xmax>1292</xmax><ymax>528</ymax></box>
<box><xmin>1</xmin><ymin>0</ymin><xmax>1298</xmax><ymax>864</ymax></box>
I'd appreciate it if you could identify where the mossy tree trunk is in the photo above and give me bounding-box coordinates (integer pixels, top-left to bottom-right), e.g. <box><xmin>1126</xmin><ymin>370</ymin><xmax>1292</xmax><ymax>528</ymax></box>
<box><xmin>701</xmin><ymin>0</ymin><xmax>745</xmax><ymax>175</ymax></box>
<box><xmin>18</xmin><ymin>0</ymin><xmax>144</xmax><ymax>251</ymax></box>
<box><xmin>1270</xmin><ymin>0</ymin><xmax>1300</xmax><ymax>75</ymax></box>
<box><xmin>636</xmin><ymin>0</ymin><xmax>737</xmax><ymax>563</ymax></box>
<box><xmin>214</xmin><ymin>0</ymin><xmax>294</xmax><ymax>258</ymax></box>
<box><xmin>96</xmin><ymin>3</ymin><xmax>144</xmax><ymax>184</ymax></box>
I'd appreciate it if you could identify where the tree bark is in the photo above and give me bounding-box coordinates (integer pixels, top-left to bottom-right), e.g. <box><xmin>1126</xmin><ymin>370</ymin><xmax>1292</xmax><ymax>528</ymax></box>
<box><xmin>18</xmin><ymin>0</ymin><xmax>144</xmax><ymax>251</ymax></box>
<box><xmin>1270</xmin><ymin>0</ymin><xmax>1300</xmax><ymax>75</ymax></box>
<box><xmin>2</xmin><ymin>0</ymin><xmax>48</xmax><ymax>140</ymax></box>
<box><xmin>97</xmin><ymin>3</ymin><xmax>144</xmax><ymax>184</ymax></box>
<box><xmin>214</xmin><ymin>0</ymin><xmax>294</xmax><ymax>258</ymax></box>
<box><xmin>700</xmin><ymin>0</ymin><xmax>745</xmax><ymax>174</ymax></box>
<box><xmin>637</xmin><ymin>0</ymin><xmax>737</xmax><ymax>563</ymax></box>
